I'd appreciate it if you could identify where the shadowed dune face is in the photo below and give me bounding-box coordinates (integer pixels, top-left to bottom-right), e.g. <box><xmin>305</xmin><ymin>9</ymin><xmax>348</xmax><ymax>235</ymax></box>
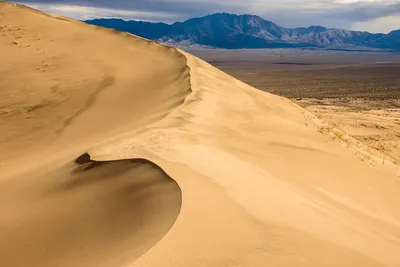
<box><xmin>0</xmin><ymin>157</ymin><xmax>182</xmax><ymax>267</ymax></box>
<box><xmin>0</xmin><ymin>4</ymin><xmax>186</xmax><ymax>266</ymax></box>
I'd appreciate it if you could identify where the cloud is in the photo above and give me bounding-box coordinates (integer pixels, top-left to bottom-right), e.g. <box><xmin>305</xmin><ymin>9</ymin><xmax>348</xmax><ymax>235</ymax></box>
<box><xmin>351</xmin><ymin>14</ymin><xmax>400</xmax><ymax>32</ymax></box>
<box><xmin>250</xmin><ymin>0</ymin><xmax>400</xmax><ymax>31</ymax></box>
<box><xmin>19</xmin><ymin>3</ymin><xmax>182</xmax><ymax>22</ymax></box>
<box><xmin>17</xmin><ymin>0</ymin><xmax>400</xmax><ymax>33</ymax></box>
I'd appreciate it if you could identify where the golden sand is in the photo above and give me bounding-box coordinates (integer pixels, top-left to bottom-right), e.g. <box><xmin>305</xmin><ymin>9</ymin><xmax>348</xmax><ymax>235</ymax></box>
<box><xmin>1</xmin><ymin>3</ymin><xmax>399</xmax><ymax>267</ymax></box>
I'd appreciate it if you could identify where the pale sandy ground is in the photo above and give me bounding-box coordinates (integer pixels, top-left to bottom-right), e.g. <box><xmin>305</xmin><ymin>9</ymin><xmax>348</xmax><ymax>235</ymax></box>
<box><xmin>1</xmin><ymin>2</ymin><xmax>400</xmax><ymax>267</ymax></box>
<box><xmin>297</xmin><ymin>99</ymin><xmax>400</xmax><ymax>165</ymax></box>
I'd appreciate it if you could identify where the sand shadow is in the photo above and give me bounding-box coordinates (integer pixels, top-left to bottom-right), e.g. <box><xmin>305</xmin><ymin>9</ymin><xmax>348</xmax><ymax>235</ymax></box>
<box><xmin>0</xmin><ymin>153</ymin><xmax>182</xmax><ymax>267</ymax></box>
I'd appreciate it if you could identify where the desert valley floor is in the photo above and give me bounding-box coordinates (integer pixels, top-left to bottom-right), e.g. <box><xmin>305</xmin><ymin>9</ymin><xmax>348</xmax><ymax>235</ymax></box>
<box><xmin>192</xmin><ymin>49</ymin><xmax>400</xmax><ymax>165</ymax></box>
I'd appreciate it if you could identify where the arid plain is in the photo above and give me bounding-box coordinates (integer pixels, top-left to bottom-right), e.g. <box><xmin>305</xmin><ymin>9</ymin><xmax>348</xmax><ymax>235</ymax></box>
<box><xmin>193</xmin><ymin>49</ymin><xmax>400</xmax><ymax>166</ymax></box>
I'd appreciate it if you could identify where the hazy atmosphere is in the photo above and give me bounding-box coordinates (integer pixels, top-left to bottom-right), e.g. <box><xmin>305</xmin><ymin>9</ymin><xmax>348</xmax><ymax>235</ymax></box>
<box><xmin>17</xmin><ymin>0</ymin><xmax>400</xmax><ymax>33</ymax></box>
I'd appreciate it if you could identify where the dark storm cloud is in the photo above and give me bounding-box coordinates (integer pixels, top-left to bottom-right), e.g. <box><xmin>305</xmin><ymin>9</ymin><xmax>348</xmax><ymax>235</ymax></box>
<box><xmin>329</xmin><ymin>2</ymin><xmax>400</xmax><ymax>21</ymax></box>
<box><xmin>19</xmin><ymin>0</ymin><xmax>245</xmax><ymax>19</ymax></box>
<box><xmin>256</xmin><ymin>1</ymin><xmax>400</xmax><ymax>29</ymax></box>
<box><xmin>16</xmin><ymin>0</ymin><xmax>400</xmax><ymax>32</ymax></box>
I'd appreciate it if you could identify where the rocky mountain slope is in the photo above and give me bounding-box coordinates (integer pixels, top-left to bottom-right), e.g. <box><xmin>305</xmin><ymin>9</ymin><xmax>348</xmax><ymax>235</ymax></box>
<box><xmin>86</xmin><ymin>13</ymin><xmax>399</xmax><ymax>50</ymax></box>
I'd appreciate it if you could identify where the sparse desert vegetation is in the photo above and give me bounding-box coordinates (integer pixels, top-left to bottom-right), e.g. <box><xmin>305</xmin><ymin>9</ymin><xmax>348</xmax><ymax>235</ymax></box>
<box><xmin>192</xmin><ymin>49</ymin><xmax>400</xmax><ymax>164</ymax></box>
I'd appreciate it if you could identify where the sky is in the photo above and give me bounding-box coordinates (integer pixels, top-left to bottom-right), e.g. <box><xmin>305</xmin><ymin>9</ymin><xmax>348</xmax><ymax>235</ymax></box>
<box><xmin>17</xmin><ymin>0</ymin><xmax>400</xmax><ymax>33</ymax></box>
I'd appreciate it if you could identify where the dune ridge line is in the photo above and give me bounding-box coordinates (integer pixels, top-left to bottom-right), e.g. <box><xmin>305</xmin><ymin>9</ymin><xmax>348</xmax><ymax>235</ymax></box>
<box><xmin>1</xmin><ymin>2</ymin><xmax>400</xmax><ymax>267</ymax></box>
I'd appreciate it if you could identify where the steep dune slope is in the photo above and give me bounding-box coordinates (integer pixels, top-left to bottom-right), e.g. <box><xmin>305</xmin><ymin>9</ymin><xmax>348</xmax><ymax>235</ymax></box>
<box><xmin>1</xmin><ymin>2</ymin><xmax>400</xmax><ymax>267</ymax></box>
<box><xmin>1</xmin><ymin>3</ymin><xmax>186</xmax><ymax>267</ymax></box>
<box><xmin>0</xmin><ymin>158</ymin><xmax>182</xmax><ymax>267</ymax></box>
<box><xmin>0</xmin><ymin>2</ymin><xmax>191</xmax><ymax>163</ymax></box>
<box><xmin>91</xmin><ymin>52</ymin><xmax>400</xmax><ymax>267</ymax></box>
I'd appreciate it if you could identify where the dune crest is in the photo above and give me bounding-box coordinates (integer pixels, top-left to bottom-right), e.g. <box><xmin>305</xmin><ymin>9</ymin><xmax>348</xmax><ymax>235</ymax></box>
<box><xmin>1</xmin><ymin>2</ymin><xmax>400</xmax><ymax>267</ymax></box>
<box><xmin>90</xmin><ymin>50</ymin><xmax>400</xmax><ymax>267</ymax></box>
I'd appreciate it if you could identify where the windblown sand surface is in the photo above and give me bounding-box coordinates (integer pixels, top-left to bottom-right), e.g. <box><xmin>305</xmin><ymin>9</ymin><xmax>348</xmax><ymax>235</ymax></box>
<box><xmin>297</xmin><ymin>98</ymin><xmax>400</xmax><ymax>165</ymax></box>
<box><xmin>1</xmin><ymin>2</ymin><xmax>400</xmax><ymax>267</ymax></box>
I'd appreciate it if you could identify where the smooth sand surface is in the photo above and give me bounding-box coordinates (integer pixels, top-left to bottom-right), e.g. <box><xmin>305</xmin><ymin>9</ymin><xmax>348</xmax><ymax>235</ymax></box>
<box><xmin>1</xmin><ymin>2</ymin><xmax>400</xmax><ymax>267</ymax></box>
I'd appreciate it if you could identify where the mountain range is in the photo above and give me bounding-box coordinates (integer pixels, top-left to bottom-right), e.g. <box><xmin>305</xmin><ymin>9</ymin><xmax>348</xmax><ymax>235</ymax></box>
<box><xmin>85</xmin><ymin>13</ymin><xmax>400</xmax><ymax>51</ymax></box>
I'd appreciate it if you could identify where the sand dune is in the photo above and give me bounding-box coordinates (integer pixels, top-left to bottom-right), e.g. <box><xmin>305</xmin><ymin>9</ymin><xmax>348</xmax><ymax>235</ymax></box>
<box><xmin>0</xmin><ymin>157</ymin><xmax>181</xmax><ymax>267</ymax></box>
<box><xmin>1</xmin><ymin>2</ymin><xmax>400</xmax><ymax>267</ymax></box>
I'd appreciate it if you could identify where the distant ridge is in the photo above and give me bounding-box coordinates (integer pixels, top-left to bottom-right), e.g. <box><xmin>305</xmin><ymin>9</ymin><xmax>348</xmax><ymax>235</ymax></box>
<box><xmin>86</xmin><ymin>13</ymin><xmax>400</xmax><ymax>51</ymax></box>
